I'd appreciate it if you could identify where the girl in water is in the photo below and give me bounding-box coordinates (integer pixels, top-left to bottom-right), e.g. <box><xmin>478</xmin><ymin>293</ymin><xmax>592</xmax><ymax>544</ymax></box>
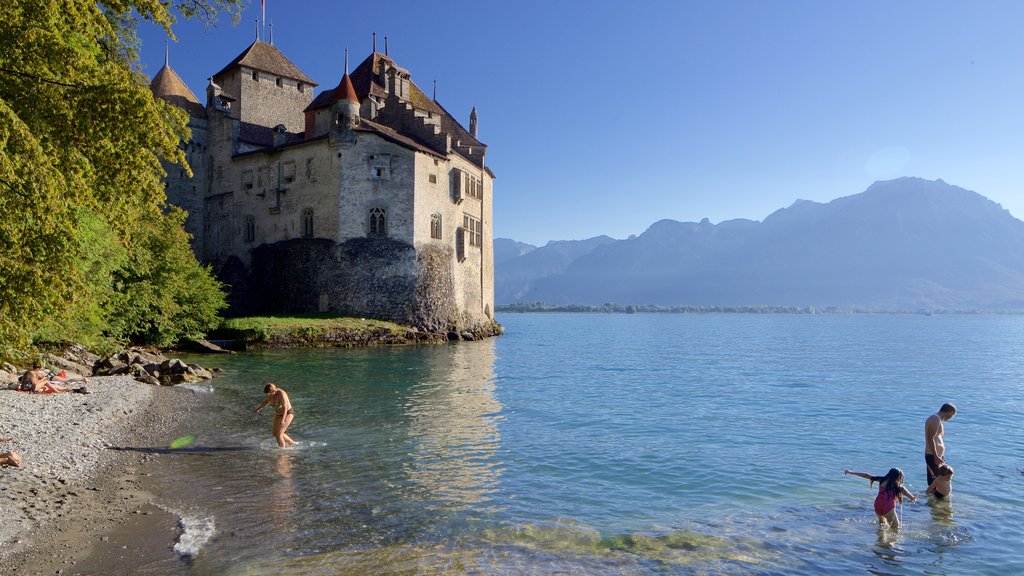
<box><xmin>844</xmin><ymin>467</ymin><xmax>917</xmax><ymax>529</ymax></box>
<box><xmin>254</xmin><ymin>383</ymin><xmax>297</xmax><ymax>448</ymax></box>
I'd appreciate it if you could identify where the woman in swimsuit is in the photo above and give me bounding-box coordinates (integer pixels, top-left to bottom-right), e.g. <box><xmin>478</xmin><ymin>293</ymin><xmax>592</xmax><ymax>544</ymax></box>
<box><xmin>254</xmin><ymin>383</ymin><xmax>297</xmax><ymax>448</ymax></box>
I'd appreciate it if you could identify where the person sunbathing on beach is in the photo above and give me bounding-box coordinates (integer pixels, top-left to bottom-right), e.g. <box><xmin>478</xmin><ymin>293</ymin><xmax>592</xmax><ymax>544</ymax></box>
<box><xmin>254</xmin><ymin>383</ymin><xmax>297</xmax><ymax>448</ymax></box>
<box><xmin>22</xmin><ymin>362</ymin><xmax>72</xmax><ymax>393</ymax></box>
<box><xmin>926</xmin><ymin>464</ymin><xmax>954</xmax><ymax>500</ymax></box>
<box><xmin>844</xmin><ymin>468</ymin><xmax>917</xmax><ymax>529</ymax></box>
<box><xmin>0</xmin><ymin>437</ymin><xmax>22</xmax><ymax>468</ymax></box>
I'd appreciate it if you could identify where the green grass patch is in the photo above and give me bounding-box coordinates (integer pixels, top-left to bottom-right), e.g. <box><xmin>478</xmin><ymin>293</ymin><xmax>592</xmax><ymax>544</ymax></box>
<box><xmin>216</xmin><ymin>314</ymin><xmax>412</xmax><ymax>343</ymax></box>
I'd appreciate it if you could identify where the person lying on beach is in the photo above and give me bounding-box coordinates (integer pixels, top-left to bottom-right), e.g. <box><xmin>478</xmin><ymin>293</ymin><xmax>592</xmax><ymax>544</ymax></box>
<box><xmin>254</xmin><ymin>383</ymin><xmax>297</xmax><ymax>448</ymax></box>
<box><xmin>844</xmin><ymin>468</ymin><xmax>917</xmax><ymax>529</ymax></box>
<box><xmin>22</xmin><ymin>362</ymin><xmax>73</xmax><ymax>393</ymax></box>
<box><xmin>926</xmin><ymin>464</ymin><xmax>954</xmax><ymax>499</ymax></box>
<box><xmin>0</xmin><ymin>437</ymin><xmax>21</xmax><ymax>468</ymax></box>
<box><xmin>0</xmin><ymin>451</ymin><xmax>22</xmax><ymax>467</ymax></box>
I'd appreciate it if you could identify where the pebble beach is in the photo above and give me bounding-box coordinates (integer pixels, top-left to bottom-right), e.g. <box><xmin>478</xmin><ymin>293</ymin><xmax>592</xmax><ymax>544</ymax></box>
<box><xmin>0</xmin><ymin>376</ymin><xmax>202</xmax><ymax>575</ymax></box>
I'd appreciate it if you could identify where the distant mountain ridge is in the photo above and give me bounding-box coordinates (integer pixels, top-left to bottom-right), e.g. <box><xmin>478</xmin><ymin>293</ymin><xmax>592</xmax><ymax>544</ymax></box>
<box><xmin>495</xmin><ymin>178</ymin><xmax>1024</xmax><ymax>310</ymax></box>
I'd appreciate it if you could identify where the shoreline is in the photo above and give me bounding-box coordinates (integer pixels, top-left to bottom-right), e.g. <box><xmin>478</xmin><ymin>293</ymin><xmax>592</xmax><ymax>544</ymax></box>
<box><xmin>0</xmin><ymin>378</ymin><xmax>205</xmax><ymax>575</ymax></box>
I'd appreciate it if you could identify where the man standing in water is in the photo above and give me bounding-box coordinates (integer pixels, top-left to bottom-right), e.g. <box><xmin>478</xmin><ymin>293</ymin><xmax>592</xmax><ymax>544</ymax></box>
<box><xmin>925</xmin><ymin>403</ymin><xmax>956</xmax><ymax>486</ymax></box>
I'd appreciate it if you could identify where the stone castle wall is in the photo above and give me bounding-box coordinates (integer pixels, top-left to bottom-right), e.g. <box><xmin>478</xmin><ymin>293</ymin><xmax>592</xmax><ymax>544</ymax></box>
<box><xmin>236</xmin><ymin>238</ymin><xmax>460</xmax><ymax>332</ymax></box>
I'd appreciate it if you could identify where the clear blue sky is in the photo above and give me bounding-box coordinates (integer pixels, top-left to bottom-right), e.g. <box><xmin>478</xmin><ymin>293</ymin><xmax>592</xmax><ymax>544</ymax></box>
<box><xmin>138</xmin><ymin>0</ymin><xmax>1024</xmax><ymax>246</ymax></box>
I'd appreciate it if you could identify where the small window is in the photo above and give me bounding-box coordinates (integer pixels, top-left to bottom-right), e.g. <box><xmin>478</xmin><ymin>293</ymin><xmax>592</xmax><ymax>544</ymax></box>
<box><xmin>456</xmin><ymin>227</ymin><xmax>466</xmax><ymax>262</ymax></box>
<box><xmin>251</xmin><ymin>70</ymin><xmax>258</xmax><ymax>81</ymax></box>
<box><xmin>430</xmin><ymin>213</ymin><xmax>442</xmax><ymax>240</ymax></box>
<box><xmin>276</xmin><ymin>77</ymin><xmax>282</xmax><ymax>88</ymax></box>
<box><xmin>245</xmin><ymin>215</ymin><xmax>255</xmax><ymax>243</ymax></box>
<box><xmin>298</xmin><ymin>82</ymin><xmax>305</xmax><ymax>93</ymax></box>
<box><xmin>463</xmin><ymin>214</ymin><xmax>482</xmax><ymax>247</ymax></box>
<box><xmin>306</xmin><ymin>158</ymin><xmax>315</xmax><ymax>181</ymax></box>
<box><xmin>429</xmin><ymin>174</ymin><xmax>437</xmax><ymax>184</ymax></box>
<box><xmin>369</xmin><ymin>207</ymin><xmax>387</xmax><ymax>237</ymax></box>
<box><xmin>282</xmin><ymin>161</ymin><xmax>296</xmax><ymax>183</ymax></box>
<box><xmin>369</xmin><ymin>154</ymin><xmax>391</xmax><ymax>180</ymax></box>
<box><xmin>302</xmin><ymin>208</ymin><xmax>314</xmax><ymax>238</ymax></box>
<box><xmin>242</xmin><ymin>170</ymin><xmax>254</xmax><ymax>189</ymax></box>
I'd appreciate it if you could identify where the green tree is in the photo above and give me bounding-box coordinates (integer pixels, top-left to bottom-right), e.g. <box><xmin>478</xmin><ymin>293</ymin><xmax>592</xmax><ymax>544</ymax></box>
<box><xmin>0</xmin><ymin>0</ymin><xmax>240</xmax><ymax>359</ymax></box>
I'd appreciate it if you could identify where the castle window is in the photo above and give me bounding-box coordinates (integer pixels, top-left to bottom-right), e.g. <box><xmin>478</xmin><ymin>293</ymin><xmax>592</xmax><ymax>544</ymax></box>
<box><xmin>463</xmin><ymin>214</ymin><xmax>482</xmax><ymax>247</ymax></box>
<box><xmin>282</xmin><ymin>161</ymin><xmax>295</xmax><ymax>183</ymax></box>
<box><xmin>429</xmin><ymin>174</ymin><xmax>437</xmax><ymax>184</ymax></box>
<box><xmin>369</xmin><ymin>154</ymin><xmax>391</xmax><ymax>180</ymax></box>
<box><xmin>306</xmin><ymin>158</ymin><xmax>315</xmax><ymax>181</ymax></box>
<box><xmin>276</xmin><ymin>77</ymin><xmax>282</xmax><ymax>88</ymax></box>
<box><xmin>430</xmin><ymin>213</ymin><xmax>442</xmax><ymax>240</ymax></box>
<box><xmin>302</xmin><ymin>208</ymin><xmax>314</xmax><ymax>238</ymax></box>
<box><xmin>252</xmin><ymin>71</ymin><xmax>259</xmax><ymax>81</ymax></box>
<box><xmin>242</xmin><ymin>170</ymin><xmax>254</xmax><ymax>189</ymax></box>
<box><xmin>369</xmin><ymin>207</ymin><xmax>387</xmax><ymax>237</ymax></box>
<box><xmin>298</xmin><ymin>82</ymin><xmax>305</xmax><ymax>93</ymax></box>
<box><xmin>245</xmin><ymin>215</ymin><xmax>255</xmax><ymax>243</ymax></box>
<box><xmin>456</xmin><ymin>227</ymin><xmax>466</xmax><ymax>262</ymax></box>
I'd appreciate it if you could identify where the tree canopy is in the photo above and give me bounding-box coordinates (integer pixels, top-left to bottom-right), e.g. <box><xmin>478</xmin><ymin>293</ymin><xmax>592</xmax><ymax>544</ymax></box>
<box><xmin>0</xmin><ymin>0</ymin><xmax>242</xmax><ymax>359</ymax></box>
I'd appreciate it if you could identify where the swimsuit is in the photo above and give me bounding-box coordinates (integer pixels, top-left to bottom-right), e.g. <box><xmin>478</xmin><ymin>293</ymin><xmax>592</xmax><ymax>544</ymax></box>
<box><xmin>873</xmin><ymin>485</ymin><xmax>898</xmax><ymax>516</ymax></box>
<box><xmin>925</xmin><ymin>453</ymin><xmax>940</xmax><ymax>485</ymax></box>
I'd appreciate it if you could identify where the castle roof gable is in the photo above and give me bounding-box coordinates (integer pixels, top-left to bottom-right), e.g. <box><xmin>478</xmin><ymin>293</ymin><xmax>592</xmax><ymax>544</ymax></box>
<box><xmin>212</xmin><ymin>40</ymin><xmax>316</xmax><ymax>85</ymax></box>
<box><xmin>149</xmin><ymin>65</ymin><xmax>206</xmax><ymax>118</ymax></box>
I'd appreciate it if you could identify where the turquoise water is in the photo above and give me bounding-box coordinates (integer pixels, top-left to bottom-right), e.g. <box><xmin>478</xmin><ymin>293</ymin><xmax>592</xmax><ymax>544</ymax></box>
<box><xmin>140</xmin><ymin>314</ymin><xmax>1023</xmax><ymax>574</ymax></box>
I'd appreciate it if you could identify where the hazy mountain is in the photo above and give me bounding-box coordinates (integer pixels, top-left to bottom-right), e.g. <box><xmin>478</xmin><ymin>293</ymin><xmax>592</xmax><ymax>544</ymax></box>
<box><xmin>495</xmin><ymin>236</ymin><xmax>617</xmax><ymax>304</ymax></box>
<box><xmin>499</xmin><ymin>178</ymin><xmax>1024</xmax><ymax>310</ymax></box>
<box><xmin>493</xmin><ymin>238</ymin><xmax>537</xmax><ymax>265</ymax></box>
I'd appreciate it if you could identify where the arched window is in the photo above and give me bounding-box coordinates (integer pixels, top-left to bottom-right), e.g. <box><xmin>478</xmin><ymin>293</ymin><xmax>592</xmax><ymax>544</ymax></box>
<box><xmin>369</xmin><ymin>207</ymin><xmax>387</xmax><ymax>237</ymax></box>
<box><xmin>430</xmin><ymin>213</ymin><xmax>442</xmax><ymax>240</ymax></box>
<box><xmin>245</xmin><ymin>215</ymin><xmax>255</xmax><ymax>243</ymax></box>
<box><xmin>302</xmin><ymin>208</ymin><xmax>314</xmax><ymax>238</ymax></box>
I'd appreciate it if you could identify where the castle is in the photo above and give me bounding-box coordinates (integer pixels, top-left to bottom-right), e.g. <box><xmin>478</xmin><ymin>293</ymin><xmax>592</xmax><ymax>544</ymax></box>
<box><xmin>149</xmin><ymin>36</ymin><xmax>496</xmax><ymax>336</ymax></box>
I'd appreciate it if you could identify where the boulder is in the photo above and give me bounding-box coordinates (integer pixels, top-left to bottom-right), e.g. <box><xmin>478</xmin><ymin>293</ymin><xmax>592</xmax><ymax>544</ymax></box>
<box><xmin>95</xmin><ymin>358</ymin><xmax>130</xmax><ymax>376</ymax></box>
<box><xmin>160</xmin><ymin>359</ymin><xmax>189</xmax><ymax>374</ymax></box>
<box><xmin>128</xmin><ymin>364</ymin><xmax>160</xmax><ymax>385</ymax></box>
<box><xmin>185</xmin><ymin>339</ymin><xmax>233</xmax><ymax>354</ymax></box>
<box><xmin>160</xmin><ymin>373</ymin><xmax>200</xmax><ymax>386</ymax></box>
<box><xmin>187</xmin><ymin>364</ymin><xmax>214</xmax><ymax>380</ymax></box>
<box><xmin>0</xmin><ymin>370</ymin><xmax>19</xmax><ymax>390</ymax></box>
<box><xmin>45</xmin><ymin>354</ymin><xmax>93</xmax><ymax>379</ymax></box>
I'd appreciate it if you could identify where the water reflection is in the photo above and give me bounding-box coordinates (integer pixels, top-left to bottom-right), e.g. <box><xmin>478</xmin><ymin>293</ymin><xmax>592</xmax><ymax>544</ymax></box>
<box><xmin>270</xmin><ymin>451</ymin><xmax>297</xmax><ymax>528</ymax></box>
<box><xmin>401</xmin><ymin>339</ymin><xmax>502</xmax><ymax>508</ymax></box>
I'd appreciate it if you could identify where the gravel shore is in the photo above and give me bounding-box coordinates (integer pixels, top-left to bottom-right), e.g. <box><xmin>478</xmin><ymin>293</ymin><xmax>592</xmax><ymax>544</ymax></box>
<box><xmin>0</xmin><ymin>376</ymin><xmax>201</xmax><ymax>574</ymax></box>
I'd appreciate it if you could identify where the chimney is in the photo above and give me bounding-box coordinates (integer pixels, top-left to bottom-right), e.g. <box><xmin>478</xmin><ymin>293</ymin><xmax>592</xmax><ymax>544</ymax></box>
<box><xmin>469</xmin><ymin>107</ymin><xmax>478</xmax><ymax>138</ymax></box>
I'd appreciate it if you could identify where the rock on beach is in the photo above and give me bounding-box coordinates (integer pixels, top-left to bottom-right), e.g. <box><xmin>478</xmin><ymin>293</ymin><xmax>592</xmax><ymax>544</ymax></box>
<box><xmin>0</xmin><ymin>376</ymin><xmax>157</xmax><ymax>561</ymax></box>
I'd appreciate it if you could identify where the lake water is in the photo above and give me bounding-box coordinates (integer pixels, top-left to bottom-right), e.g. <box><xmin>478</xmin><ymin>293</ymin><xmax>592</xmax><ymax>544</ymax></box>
<box><xmin>136</xmin><ymin>314</ymin><xmax>1024</xmax><ymax>574</ymax></box>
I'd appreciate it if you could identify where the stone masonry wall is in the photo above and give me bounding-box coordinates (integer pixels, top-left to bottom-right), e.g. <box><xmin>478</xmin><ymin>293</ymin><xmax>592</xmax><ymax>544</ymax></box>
<box><xmin>235</xmin><ymin>237</ymin><xmax>459</xmax><ymax>331</ymax></box>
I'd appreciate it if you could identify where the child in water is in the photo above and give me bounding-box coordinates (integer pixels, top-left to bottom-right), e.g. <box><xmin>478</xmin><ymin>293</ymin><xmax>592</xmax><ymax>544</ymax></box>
<box><xmin>926</xmin><ymin>464</ymin><xmax>954</xmax><ymax>499</ymax></box>
<box><xmin>844</xmin><ymin>468</ymin><xmax>917</xmax><ymax>529</ymax></box>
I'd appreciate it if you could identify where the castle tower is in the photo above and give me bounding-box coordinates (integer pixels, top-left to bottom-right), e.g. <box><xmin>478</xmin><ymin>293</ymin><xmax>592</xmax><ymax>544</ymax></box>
<box><xmin>210</xmin><ymin>40</ymin><xmax>316</xmax><ymax>132</ymax></box>
<box><xmin>149</xmin><ymin>52</ymin><xmax>207</xmax><ymax>253</ymax></box>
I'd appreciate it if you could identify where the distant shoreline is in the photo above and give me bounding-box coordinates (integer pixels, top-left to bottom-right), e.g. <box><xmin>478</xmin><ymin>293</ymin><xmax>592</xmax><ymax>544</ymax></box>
<box><xmin>496</xmin><ymin>304</ymin><xmax>1024</xmax><ymax>315</ymax></box>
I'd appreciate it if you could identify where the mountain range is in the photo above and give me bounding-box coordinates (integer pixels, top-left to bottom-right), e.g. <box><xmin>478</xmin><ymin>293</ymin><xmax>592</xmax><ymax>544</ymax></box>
<box><xmin>494</xmin><ymin>178</ymin><xmax>1024</xmax><ymax>310</ymax></box>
